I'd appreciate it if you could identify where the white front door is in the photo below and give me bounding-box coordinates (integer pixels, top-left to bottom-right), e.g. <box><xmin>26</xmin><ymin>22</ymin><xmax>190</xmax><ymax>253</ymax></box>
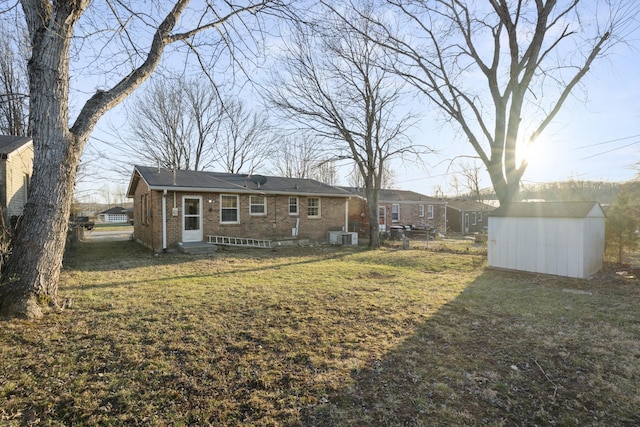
<box><xmin>182</xmin><ymin>196</ymin><xmax>203</xmax><ymax>242</ymax></box>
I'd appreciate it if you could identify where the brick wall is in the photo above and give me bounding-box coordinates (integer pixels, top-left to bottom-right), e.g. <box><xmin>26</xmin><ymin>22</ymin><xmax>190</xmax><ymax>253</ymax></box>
<box><xmin>131</xmin><ymin>185</ymin><xmax>348</xmax><ymax>251</ymax></box>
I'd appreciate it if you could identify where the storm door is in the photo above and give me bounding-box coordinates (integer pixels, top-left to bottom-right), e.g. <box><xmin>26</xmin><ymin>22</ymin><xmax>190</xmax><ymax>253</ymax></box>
<box><xmin>182</xmin><ymin>196</ymin><xmax>203</xmax><ymax>242</ymax></box>
<box><xmin>378</xmin><ymin>206</ymin><xmax>387</xmax><ymax>232</ymax></box>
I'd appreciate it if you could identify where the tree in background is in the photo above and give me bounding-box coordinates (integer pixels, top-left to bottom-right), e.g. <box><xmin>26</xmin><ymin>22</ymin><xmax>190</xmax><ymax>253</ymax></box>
<box><xmin>0</xmin><ymin>22</ymin><xmax>29</xmax><ymax>136</ymax></box>
<box><xmin>215</xmin><ymin>99</ymin><xmax>274</xmax><ymax>174</ymax></box>
<box><xmin>362</xmin><ymin>0</ymin><xmax>637</xmax><ymax>204</ymax></box>
<box><xmin>0</xmin><ymin>1</ymin><xmax>285</xmax><ymax>319</ymax></box>
<box><xmin>268</xmin><ymin>4</ymin><xmax>420</xmax><ymax>247</ymax></box>
<box><xmin>122</xmin><ymin>78</ymin><xmax>222</xmax><ymax>171</ymax></box>
<box><xmin>605</xmin><ymin>183</ymin><xmax>639</xmax><ymax>264</ymax></box>
<box><xmin>271</xmin><ymin>135</ymin><xmax>323</xmax><ymax>179</ymax></box>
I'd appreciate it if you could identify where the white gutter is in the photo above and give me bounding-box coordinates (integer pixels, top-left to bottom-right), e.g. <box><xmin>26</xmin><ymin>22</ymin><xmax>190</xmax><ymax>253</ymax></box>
<box><xmin>162</xmin><ymin>189</ymin><xmax>167</xmax><ymax>252</ymax></box>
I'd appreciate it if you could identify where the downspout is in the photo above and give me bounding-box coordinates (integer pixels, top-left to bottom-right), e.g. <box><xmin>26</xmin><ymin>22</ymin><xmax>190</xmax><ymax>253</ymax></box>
<box><xmin>345</xmin><ymin>198</ymin><xmax>349</xmax><ymax>232</ymax></box>
<box><xmin>444</xmin><ymin>201</ymin><xmax>447</xmax><ymax>236</ymax></box>
<box><xmin>162</xmin><ymin>189</ymin><xmax>167</xmax><ymax>252</ymax></box>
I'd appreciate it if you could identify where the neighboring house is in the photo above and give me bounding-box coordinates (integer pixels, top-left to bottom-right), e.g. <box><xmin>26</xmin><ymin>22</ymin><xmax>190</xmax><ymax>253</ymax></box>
<box><xmin>126</xmin><ymin>166</ymin><xmax>354</xmax><ymax>252</ymax></box>
<box><xmin>343</xmin><ymin>187</ymin><xmax>446</xmax><ymax>237</ymax></box>
<box><xmin>0</xmin><ymin>135</ymin><xmax>33</xmax><ymax>224</ymax></box>
<box><xmin>98</xmin><ymin>206</ymin><xmax>130</xmax><ymax>223</ymax></box>
<box><xmin>445</xmin><ymin>199</ymin><xmax>496</xmax><ymax>234</ymax></box>
<box><xmin>488</xmin><ymin>201</ymin><xmax>605</xmax><ymax>279</ymax></box>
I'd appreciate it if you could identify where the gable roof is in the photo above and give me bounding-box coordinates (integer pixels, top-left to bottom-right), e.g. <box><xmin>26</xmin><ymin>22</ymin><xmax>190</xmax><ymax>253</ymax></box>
<box><xmin>490</xmin><ymin>201</ymin><xmax>605</xmax><ymax>218</ymax></box>
<box><xmin>99</xmin><ymin>206</ymin><xmax>128</xmax><ymax>215</ymax></box>
<box><xmin>445</xmin><ymin>199</ymin><xmax>495</xmax><ymax>212</ymax></box>
<box><xmin>127</xmin><ymin>166</ymin><xmax>354</xmax><ymax>198</ymax></box>
<box><xmin>0</xmin><ymin>136</ymin><xmax>32</xmax><ymax>157</ymax></box>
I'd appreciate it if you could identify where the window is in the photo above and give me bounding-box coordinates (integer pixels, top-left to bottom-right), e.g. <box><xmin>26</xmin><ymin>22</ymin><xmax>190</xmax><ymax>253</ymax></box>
<box><xmin>220</xmin><ymin>194</ymin><xmax>239</xmax><ymax>223</ymax></box>
<box><xmin>427</xmin><ymin>204</ymin><xmax>434</xmax><ymax>219</ymax></box>
<box><xmin>478</xmin><ymin>212</ymin><xmax>483</xmax><ymax>222</ymax></box>
<box><xmin>289</xmin><ymin>197</ymin><xmax>298</xmax><ymax>215</ymax></box>
<box><xmin>140</xmin><ymin>193</ymin><xmax>149</xmax><ymax>225</ymax></box>
<box><xmin>307</xmin><ymin>197</ymin><xmax>320</xmax><ymax>218</ymax></box>
<box><xmin>472</xmin><ymin>212</ymin><xmax>477</xmax><ymax>225</ymax></box>
<box><xmin>419</xmin><ymin>204</ymin><xmax>425</xmax><ymax>218</ymax></box>
<box><xmin>250</xmin><ymin>195</ymin><xmax>266</xmax><ymax>215</ymax></box>
<box><xmin>391</xmin><ymin>204</ymin><xmax>399</xmax><ymax>222</ymax></box>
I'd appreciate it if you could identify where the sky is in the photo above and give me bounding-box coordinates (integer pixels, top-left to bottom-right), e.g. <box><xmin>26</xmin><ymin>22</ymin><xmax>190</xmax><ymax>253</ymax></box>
<box><xmin>77</xmin><ymin>1</ymin><xmax>640</xmax><ymax>203</ymax></box>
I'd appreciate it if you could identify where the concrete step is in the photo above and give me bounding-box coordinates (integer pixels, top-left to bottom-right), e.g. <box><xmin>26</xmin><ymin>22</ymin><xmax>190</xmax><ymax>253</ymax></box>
<box><xmin>177</xmin><ymin>242</ymin><xmax>218</xmax><ymax>255</ymax></box>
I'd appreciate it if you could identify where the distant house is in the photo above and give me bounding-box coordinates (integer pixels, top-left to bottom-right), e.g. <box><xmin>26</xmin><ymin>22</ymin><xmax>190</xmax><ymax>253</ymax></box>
<box><xmin>98</xmin><ymin>206</ymin><xmax>130</xmax><ymax>223</ymax></box>
<box><xmin>0</xmin><ymin>136</ymin><xmax>33</xmax><ymax>224</ymax></box>
<box><xmin>344</xmin><ymin>188</ymin><xmax>446</xmax><ymax>237</ymax></box>
<box><xmin>488</xmin><ymin>201</ymin><xmax>605</xmax><ymax>279</ymax></box>
<box><xmin>445</xmin><ymin>199</ymin><xmax>495</xmax><ymax>234</ymax></box>
<box><xmin>126</xmin><ymin>166</ymin><xmax>354</xmax><ymax>252</ymax></box>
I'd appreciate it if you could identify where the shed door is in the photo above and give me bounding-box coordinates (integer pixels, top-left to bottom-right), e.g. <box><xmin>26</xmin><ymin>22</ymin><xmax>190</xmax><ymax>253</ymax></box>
<box><xmin>182</xmin><ymin>196</ymin><xmax>203</xmax><ymax>242</ymax></box>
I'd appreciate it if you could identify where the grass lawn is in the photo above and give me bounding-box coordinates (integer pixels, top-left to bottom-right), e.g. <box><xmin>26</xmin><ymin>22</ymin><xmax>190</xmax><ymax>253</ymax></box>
<box><xmin>1</xmin><ymin>239</ymin><xmax>638</xmax><ymax>426</ymax></box>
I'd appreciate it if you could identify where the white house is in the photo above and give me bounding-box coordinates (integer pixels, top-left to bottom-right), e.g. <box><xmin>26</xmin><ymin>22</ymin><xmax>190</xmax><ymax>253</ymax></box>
<box><xmin>488</xmin><ymin>201</ymin><xmax>605</xmax><ymax>279</ymax></box>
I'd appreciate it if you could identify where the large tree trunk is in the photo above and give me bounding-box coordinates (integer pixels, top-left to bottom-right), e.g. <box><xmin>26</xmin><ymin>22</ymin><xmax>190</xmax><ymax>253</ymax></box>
<box><xmin>365</xmin><ymin>183</ymin><xmax>380</xmax><ymax>248</ymax></box>
<box><xmin>0</xmin><ymin>1</ymin><xmax>86</xmax><ymax>318</ymax></box>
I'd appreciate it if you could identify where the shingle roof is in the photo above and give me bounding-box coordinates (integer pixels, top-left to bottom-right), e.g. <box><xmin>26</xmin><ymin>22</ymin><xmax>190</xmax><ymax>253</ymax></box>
<box><xmin>100</xmin><ymin>206</ymin><xmax>128</xmax><ymax>215</ymax></box>
<box><xmin>0</xmin><ymin>136</ymin><xmax>32</xmax><ymax>156</ymax></box>
<box><xmin>445</xmin><ymin>199</ymin><xmax>495</xmax><ymax>212</ymax></box>
<box><xmin>127</xmin><ymin>166</ymin><xmax>354</xmax><ymax>198</ymax></box>
<box><xmin>490</xmin><ymin>201</ymin><xmax>604</xmax><ymax>218</ymax></box>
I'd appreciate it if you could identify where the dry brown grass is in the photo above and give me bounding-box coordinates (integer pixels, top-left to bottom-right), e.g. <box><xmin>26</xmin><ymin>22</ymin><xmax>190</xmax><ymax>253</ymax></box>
<box><xmin>0</xmin><ymin>240</ymin><xmax>638</xmax><ymax>426</ymax></box>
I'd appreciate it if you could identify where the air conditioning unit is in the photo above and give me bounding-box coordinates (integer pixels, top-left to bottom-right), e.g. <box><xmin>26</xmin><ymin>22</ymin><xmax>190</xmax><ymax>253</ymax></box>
<box><xmin>327</xmin><ymin>231</ymin><xmax>358</xmax><ymax>246</ymax></box>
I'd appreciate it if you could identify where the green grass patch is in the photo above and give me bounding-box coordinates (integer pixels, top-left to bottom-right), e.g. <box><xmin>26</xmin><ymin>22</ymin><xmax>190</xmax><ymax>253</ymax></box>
<box><xmin>1</xmin><ymin>241</ymin><xmax>638</xmax><ymax>426</ymax></box>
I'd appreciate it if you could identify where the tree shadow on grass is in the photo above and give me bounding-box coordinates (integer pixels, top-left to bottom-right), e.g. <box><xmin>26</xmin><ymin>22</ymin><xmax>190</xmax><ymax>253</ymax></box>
<box><xmin>300</xmin><ymin>270</ymin><xmax>640</xmax><ymax>426</ymax></box>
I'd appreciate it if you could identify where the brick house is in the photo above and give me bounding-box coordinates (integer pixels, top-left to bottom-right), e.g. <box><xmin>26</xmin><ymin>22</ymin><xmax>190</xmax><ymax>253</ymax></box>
<box><xmin>344</xmin><ymin>188</ymin><xmax>447</xmax><ymax>237</ymax></box>
<box><xmin>445</xmin><ymin>199</ymin><xmax>495</xmax><ymax>234</ymax></box>
<box><xmin>126</xmin><ymin>166</ymin><xmax>354</xmax><ymax>252</ymax></box>
<box><xmin>0</xmin><ymin>136</ymin><xmax>33</xmax><ymax>224</ymax></box>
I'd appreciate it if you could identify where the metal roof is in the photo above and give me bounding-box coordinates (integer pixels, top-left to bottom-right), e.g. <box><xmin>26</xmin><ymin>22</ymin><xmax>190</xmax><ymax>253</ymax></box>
<box><xmin>490</xmin><ymin>201</ymin><xmax>605</xmax><ymax>218</ymax></box>
<box><xmin>127</xmin><ymin>166</ymin><xmax>354</xmax><ymax>198</ymax></box>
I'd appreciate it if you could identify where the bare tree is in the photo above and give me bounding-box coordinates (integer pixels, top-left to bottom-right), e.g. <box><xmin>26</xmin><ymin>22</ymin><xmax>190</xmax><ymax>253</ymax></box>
<box><xmin>272</xmin><ymin>134</ymin><xmax>324</xmax><ymax>178</ymax></box>
<box><xmin>458</xmin><ymin>160</ymin><xmax>484</xmax><ymax>202</ymax></box>
<box><xmin>0</xmin><ymin>1</ymin><xmax>286</xmax><ymax>319</ymax></box>
<box><xmin>312</xmin><ymin>158</ymin><xmax>339</xmax><ymax>185</ymax></box>
<box><xmin>268</xmin><ymin>4</ymin><xmax>420</xmax><ymax>247</ymax></box>
<box><xmin>362</xmin><ymin>0</ymin><xmax>637</xmax><ymax>204</ymax></box>
<box><xmin>215</xmin><ymin>99</ymin><xmax>273</xmax><ymax>174</ymax></box>
<box><xmin>0</xmin><ymin>22</ymin><xmax>29</xmax><ymax>136</ymax></box>
<box><xmin>122</xmin><ymin>78</ymin><xmax>222</xmax><ymax>171</ymax></box>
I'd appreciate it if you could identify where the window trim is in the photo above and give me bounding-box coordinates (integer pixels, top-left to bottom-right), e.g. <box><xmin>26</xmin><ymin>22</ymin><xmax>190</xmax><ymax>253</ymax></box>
<box><xmin>249</xmin><ymin>195</ymin><xmax>267</xmax><ymax>216</ymax></box>
<box><xmin>478</xmin><ymin>212</ymin><xmax>483</xmax><ymax>222</ymax></box>
<box><xmin>220</xmin><ymin>194</ymin><xmax>240</xmax><ymax>224</ymax></box>
<box><xmin>307</xmin><ymin>197</ymin><xmax>321</xmax><ymax>218</ymax></box>
<box><xmin>472</xmin><ymin>212</ymin><xmax>477</xmax><ymax>225</ymax></box>
<box><xmin>419</xmin><ymin>204</ymin><xmax>425</xmax><ymax>218</ymax></box>
<box><xmin>391</xmin><ymin>203</ymin><xmax>400</xmax><ymax>222</ymax></box>
<box><xmin>427</xmin><ymin>204</ymin><xmax>434</xmax><ymax>220</ymax></box>
<box><xmin>288</xmin><ymin>196</ymin><xmax>299</xmax><ymax>216</ymax></box>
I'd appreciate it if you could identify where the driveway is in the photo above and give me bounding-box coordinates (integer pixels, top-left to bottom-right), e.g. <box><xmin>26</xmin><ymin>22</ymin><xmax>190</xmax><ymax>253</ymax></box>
<box><xmin>83</xmin><ymin>227</ymin><xmax>133</xmax><ymax>242</ymax></box>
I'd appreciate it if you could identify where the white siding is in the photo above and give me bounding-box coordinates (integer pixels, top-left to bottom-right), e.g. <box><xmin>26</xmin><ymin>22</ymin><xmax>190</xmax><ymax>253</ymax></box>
<box><xmin>488</xmin><ymin>216</ymin><xmax>604</xmax><ymax>279</ymax></box>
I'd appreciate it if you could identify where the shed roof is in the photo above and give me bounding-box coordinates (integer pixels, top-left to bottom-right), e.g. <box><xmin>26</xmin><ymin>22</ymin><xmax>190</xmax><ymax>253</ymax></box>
<box><xmin>127</xmin><ymin>166</ymin><xmax>354</xmax><ymax>198</ymax></box>
<box><xmin>0</xmin><ymin>135</ymin><xmax>32</xmax><ymax>156</ymax></box>
<box><xmin>490</xmin><ymin>201</ymin><xmax>605</xmax><ymax>218</ymax></box>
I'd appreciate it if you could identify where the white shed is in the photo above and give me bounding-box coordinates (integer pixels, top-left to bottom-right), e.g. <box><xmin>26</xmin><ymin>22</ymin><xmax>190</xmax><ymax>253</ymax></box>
<box><xmin>488</xmin><ymin>201</ymin><xmax>605</xmax><ymax>279</ymax></box>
